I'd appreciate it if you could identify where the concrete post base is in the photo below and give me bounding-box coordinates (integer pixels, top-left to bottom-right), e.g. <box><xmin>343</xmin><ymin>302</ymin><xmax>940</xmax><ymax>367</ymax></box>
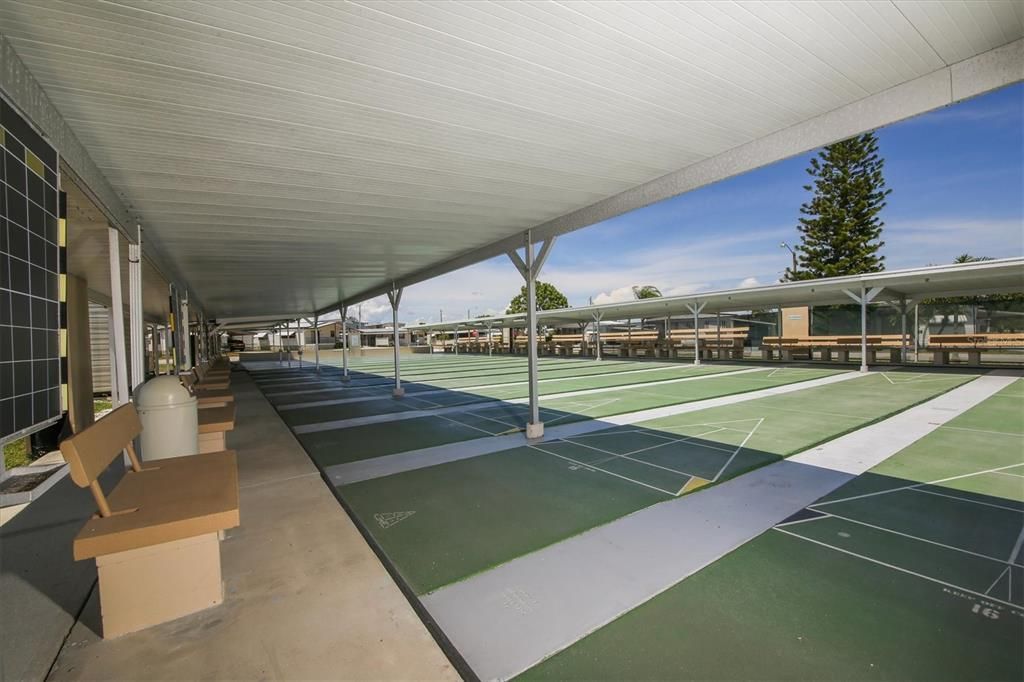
<box><xmin>342</xmin><ymin>375</ymin><xmax>351</xmax><ymax>383</ymax></box>
<box><xmin>393</xmin><ymin>387</ymin><xmax>405</xmax><ymax>398</ymax></box>
<box><xmin>525</xmin><ymin>422</ymin><xmax>544</xmax><ymax>439</ymax></box>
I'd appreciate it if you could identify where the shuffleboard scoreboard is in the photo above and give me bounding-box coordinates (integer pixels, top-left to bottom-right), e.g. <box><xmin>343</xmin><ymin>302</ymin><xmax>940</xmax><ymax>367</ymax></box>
<box><xmin>1</xmin><ymin>97</ymin><xmax>66</xmax><ymax>443</ymax></box>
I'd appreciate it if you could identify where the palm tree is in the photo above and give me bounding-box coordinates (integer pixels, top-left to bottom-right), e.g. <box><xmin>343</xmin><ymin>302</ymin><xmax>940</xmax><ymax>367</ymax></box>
<box><xmin>632</xmin><ymin>285</ymin><xmax>662</xmax><ymax>299</ymax></box>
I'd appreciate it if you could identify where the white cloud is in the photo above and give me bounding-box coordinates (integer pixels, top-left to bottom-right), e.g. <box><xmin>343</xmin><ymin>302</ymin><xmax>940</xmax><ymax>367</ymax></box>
<box><xmin>592</xmin><ymin>286</ymin><xmax>637</xmax><ymax>305</ymax></box>
<box><xmin>738</xmin><ymin>276</ymin><xmax>761</xmax><ymax>288</ymax></box>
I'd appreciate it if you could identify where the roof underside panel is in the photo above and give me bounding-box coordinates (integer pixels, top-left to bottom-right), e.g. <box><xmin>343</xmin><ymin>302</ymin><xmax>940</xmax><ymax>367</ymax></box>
<box><xmin>1</xmin><ymin>0</ymin><xmax>1021</xmax><ymax>317</ymax></box>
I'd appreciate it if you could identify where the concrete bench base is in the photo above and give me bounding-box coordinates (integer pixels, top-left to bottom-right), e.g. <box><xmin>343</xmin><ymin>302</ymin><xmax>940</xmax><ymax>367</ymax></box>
<box><xmin>97</xmin><ymin>532</ymin><xmax>223</xmax><ymax>639</ymax></box>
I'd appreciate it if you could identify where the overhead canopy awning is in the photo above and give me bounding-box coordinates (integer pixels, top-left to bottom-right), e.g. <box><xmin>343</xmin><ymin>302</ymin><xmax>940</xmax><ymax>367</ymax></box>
<box><xmin>1</xmin><ymin>4</ymin><xmax>1021</xmax><ymax>318</ymax></box>
<box><xmin>408</xmin><ymin>258</ymin><xmax>1024</xmax><ymax>331</ymax></box>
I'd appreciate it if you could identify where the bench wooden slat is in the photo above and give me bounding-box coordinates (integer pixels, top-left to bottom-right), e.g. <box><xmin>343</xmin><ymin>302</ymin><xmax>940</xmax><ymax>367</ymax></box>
<box><xmin>74</xmin><ymin>450</ymin><xmax>240</xmax><ymax>561</ymax></box>
<box><xmin>62</xmin><ymin>404</ymin><xmax>143</xmax><ymax>489</ymax></box>
<box><xmin>198</xmin><ymin>403</ymin><xmax>236</xmax><ymax>434</ymax></box>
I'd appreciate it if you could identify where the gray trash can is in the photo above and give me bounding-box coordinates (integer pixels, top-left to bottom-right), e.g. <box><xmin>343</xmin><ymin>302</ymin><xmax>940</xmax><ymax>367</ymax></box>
<box><xmin>135</xmin><ymin>375</ymin><xmax>199</xmax><ymax>461</ymax></box>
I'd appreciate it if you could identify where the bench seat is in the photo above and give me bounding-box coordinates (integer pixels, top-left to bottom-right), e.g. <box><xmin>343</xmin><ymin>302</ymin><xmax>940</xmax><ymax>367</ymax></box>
<box><xmin>198</xmin><ymin>403</ymin><xmax>237</xmax><ymax>454</ymax></box>
<box><xmin>61</xmin><ymin>403</ymin><xmax>241</xmax><ymax>638</ymax></box>
<box><xmin>74</xmin><ymin>450</ymin><xmax>239</xmax><ymax>561</ymax></box>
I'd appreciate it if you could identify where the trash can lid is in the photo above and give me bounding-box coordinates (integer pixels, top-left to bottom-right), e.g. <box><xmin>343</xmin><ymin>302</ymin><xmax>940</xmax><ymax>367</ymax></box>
<box><xmin>134</xmin><ymin>375</ymin><xmax>195</xmax><ymax>408</ymax></box>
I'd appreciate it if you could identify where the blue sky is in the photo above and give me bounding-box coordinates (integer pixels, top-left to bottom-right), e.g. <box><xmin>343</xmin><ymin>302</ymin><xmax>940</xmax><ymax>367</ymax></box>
<box><xmin>366</xmin><ymin>83</ymin><xmax>1023</xmax><ymax>323</ymax></box>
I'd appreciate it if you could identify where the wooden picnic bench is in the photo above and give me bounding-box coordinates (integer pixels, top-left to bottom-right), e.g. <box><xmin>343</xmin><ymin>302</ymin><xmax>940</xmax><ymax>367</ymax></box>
<box><xmin>762</xmin><ymin>334</ymin><xmax>910</xmax><ymax>363</ymax></box>
<box><xmin>198</xmin><ymin>402</ymin><xmax>237</xmax><ymax>454</ymax></box>
<box><xmin>180</xmin><ymin>372</ymin><xmax>234</xmax><ymax>407</ymax></box>
<box><xmin>191</xmin><ymin>363</ymin><xmax>230</xmax><ymax>390</ymax></box>
<box><xmin>928</xmin><ymin>332</ymin><xmax>1024</xmax><ymax>366</ymax></box>
<box><xmin>665</xmin><ymin>327</ymin><xmax>749</xmax><ymax>360</ymax></box>
<box><xmin>599</xmin><ymin>331</ymin><xmax>660</xmax><ymax>358</ymax></box>
<box><xmin>60</xmin><ymin>404</ymin><xmax>240</xmax><ymax>638</ymax></box>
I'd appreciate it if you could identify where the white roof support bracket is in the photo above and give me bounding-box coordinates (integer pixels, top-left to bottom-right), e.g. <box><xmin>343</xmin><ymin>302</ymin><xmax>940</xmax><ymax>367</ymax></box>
<box><xmin>685</xmin><ymin>301</ymin><xmax>707</xmax><ymax>315</ymax></box>
<box><xmin>843</xmin><ymin>286</ymin><xmax>885</xmax><ymax>305</ymax></box>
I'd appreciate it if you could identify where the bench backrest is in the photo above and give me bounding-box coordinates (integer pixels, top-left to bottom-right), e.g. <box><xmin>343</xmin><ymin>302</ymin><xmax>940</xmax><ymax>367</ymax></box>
<box><xmin>670</xmin><ymin>327</ymin><xmax>749</xmax><ymax>340</ymax></box>
<box><xmin>60</xmin><ymin>404</ymin><xmax>144</xmax><ymax>517</ymax></box>
<box><xmin>599</xmin><ymin>332</ymin><xmax>660</xmax><ymax>341</ymax></box>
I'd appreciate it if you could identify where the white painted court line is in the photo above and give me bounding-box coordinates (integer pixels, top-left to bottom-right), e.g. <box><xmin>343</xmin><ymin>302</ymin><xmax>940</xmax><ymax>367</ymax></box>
<box><xmin>712</xmin><ymin>418</ymin><xmax>764</xmax><ymax>482</ymax></box>
<box><xmin>935</xmin><ymin>424</ymin><xmax>1022</xmax><ymax>438</ymax></box>
<box><xmin>278</xmin><ymin>364</ymin><xmax>753</xmax><ymax>410</ymax></box>
<box><xmin>773</xmin><ymin>528</ymin><xmax>1021</xmax><ymax>610</ymax></box>
<box><xmin>290</xmin><ymin>368</ymin><xmax>769</xmax><ymax>434</ymax></box>
<box><xmin>416</xmin><ymin>370</ymin><xmax>1019</xmax><ymax>681</ymax></box>
<box><xmin>809</xmin><ymin>510</ymin><xmax>1023</xmax><ymax>567</ymax></box>
<box><xmin>551</xmin><ymin>428</ymin><xmax>726</xmax><ymax>480</ymax></box>
<box><xmin>984</xmin><ymin>566</ymin><xmax>1010</xmax><ymax>596</ymax></box>
<box><xmin>811</xmin><ymin>462</ymin><xmax>1024</xmax><ymax>509</ymax></box>
<box><xmin>325</xmin><ymin>371</ymin><xmax>865</xmax><ymax>485</ymax></box>
<box><xmin>788</xmin><ymin>371</ymin><xmax>1022</xmax><ymax>475</ymax></box>
<box><xmin>527</xmin><ymin>445</ymin><xmax>677</xmax><ymax>496</ymax></box>
<box><xmin>909</xmin><ymin>487</ymin><xmax>1024</xmax><ymax>514</ymax></box>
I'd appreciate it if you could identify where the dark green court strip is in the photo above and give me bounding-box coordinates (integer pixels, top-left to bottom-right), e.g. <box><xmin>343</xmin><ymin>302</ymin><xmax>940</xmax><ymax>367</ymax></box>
<box><xmin>293</xmin><ymin>367</ymin><xmax>845</xmax><ymax>467</ymax></box>
<box><xmin>277</xmin><ymin>364</ymin><xmax>746</xmax><ymax>426</ymax></box>
<box><xmin>336</xmin><ymin>371</ymin><xmax>980</xmax><ymax>595</ymax></box>
<box><xmin>520</xmin><ymin>378</ymin><xmax>1022</xmax><ymax>681</ymax></box>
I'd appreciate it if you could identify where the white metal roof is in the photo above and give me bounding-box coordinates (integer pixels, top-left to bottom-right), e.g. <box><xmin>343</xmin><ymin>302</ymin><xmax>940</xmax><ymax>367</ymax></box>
<box><xmin>1</xmin><ymin>2</ymin><xmax>1021</xmax><ymax>317</ymax></box>
<box><xmin>409</xmin><ymin>258</ymin><xmax>1024</xmax><ymax>330</ymax></box>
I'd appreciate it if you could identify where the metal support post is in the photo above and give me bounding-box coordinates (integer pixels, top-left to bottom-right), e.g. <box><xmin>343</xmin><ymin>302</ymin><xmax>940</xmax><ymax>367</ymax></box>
<box><xmin>507</xmin><ymin>230</ymin><xmax>555</xmax><ymax>439</ymax></box>
<box><xmin>341</xmin><ymin>305</ymin><xmax>350</xmax><ymax>382</ymax></box>
<box><xmin>487</xmin><ymin>322</ymin><xmax>494</xmax><ymax>356</ymax></box>
<box><xmin>387</xmin><ymin>284</ymin><xmax>404</xmax><ymax>397</ymax></box>
<box><xmin>686</xmin><ymin>302</ymin><xmax>706</xmax><ymax>365</ymax></box>
<box><xmin>716</xmin><ymin>311</ymin><xmax>722</xmax><ymax>361</ymax></box>
<box><xmin>593</xmin><ymin>312</ymin><xmax>603</xmax><ymax>361</ymax></box>
<box><xmin>314</xmin><ymin>314</ymin><xmax>320</xmax><ymax>372</ymax></box>
<box><xmin>859</xmin><ymin>285</ymin><xmax>868</xmax><ymax>372</ymax></box>
<box><xmin>844</xmin><ymin>286</ymin><xmax>884</xmax><ymax>373</ymax></box>
<box><xmin>108</xmin><ymin>227</ymin><xmax>130</xmax><ymax>405</ymax></box>
<box><xmin>128</xmin><ymin>227</ymin><xmax>145</xmax><ymax>392</ymax></box>
<box><xmin>181</xmin><ymin>293</ymin><xmax>191</xmax><ymax>371</ymax></box>
<box><xmin>454</xmin><ymin>326</ymin><xmax>459</xmax><ymax>355</ymax></box>
<box><xmin>913</xmin><ymin>304</ymin><xmax>920</xmax><ymax>358</ymax></box>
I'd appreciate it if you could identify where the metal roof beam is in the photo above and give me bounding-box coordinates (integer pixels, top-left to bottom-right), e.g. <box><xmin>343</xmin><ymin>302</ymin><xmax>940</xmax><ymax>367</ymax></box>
<box><xmin>321</xmin><ymin>39</ymin><xmax>1022</xmax><ymax>315</ymax></box>
<box><xmin>1</xmin><ymin>33</ymin><xmax>198</xmax><ymax>308</ymax></box>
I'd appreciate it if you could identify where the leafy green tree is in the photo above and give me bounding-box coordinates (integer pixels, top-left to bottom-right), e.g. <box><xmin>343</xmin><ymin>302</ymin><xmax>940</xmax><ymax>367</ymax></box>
<box><xmin>506</xmin><ymin>281</ymin><xmax>569</xmax><ymax>313</ymax></box>
<box><xmin>632</xmin><ymin>285</ymin><xmax>662</xmax><ymax>299</ymax></box>
<box><xmin>785</xmin><ymin>132</ymin><xmax>890</xmax><ymax>281</ymax></box>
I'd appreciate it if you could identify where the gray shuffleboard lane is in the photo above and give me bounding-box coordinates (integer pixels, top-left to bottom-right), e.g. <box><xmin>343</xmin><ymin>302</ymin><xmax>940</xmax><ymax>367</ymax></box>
<box><xmin>421</xmin><ymin>370</ymin><xmax>1020</xmax><ymax>681</ymax></box>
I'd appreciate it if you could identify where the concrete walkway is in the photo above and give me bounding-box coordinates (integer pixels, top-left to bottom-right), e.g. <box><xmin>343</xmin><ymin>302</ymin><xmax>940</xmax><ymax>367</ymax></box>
<box><xmin>421</xmin><ymin>370</ymin><xmax>1019</xmax><ymax>681</ymax></box>
<box><xmin>49</xmin><ymin>372</ymin><xmax>458</xmax><ymax>681</ymax></box>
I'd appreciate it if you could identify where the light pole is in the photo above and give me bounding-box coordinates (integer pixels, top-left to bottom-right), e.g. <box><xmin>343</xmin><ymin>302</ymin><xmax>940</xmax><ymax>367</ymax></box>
<box><xmin>780</xmin><ymin>242</ymin><xmax>798</xmax><ymax>275</ymax></box>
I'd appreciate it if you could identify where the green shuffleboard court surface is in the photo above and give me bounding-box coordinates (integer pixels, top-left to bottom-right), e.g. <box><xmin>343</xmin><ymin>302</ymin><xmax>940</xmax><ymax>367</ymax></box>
<box><xmin>262</xmin><ymin>356</ymin><xmax>709</xmax><ymax>407</ymax></box>
<box><xmin>292</xmin><ymin>365</ymin><xmax>846</xmax><ymax>468</ymax></box>
<box><xmin>520</xmin><ymin>379</ymin><xmax>1023</xmax><ymax>681</ymax></box>
<box><xmin>338</xmin><ymin>370</ymin><xmax>982</xmax><ymax>595</ymax></box>
<box><xmin>277</xmin><ymin>362</ymin><xmax>745</xmax><ymax>426</ymax></box>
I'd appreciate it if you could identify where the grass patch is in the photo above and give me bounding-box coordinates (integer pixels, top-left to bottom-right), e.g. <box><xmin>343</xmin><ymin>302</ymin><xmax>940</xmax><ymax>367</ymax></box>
<box><xmin>3</xmin><ymin>438</ymin><xmax>31</xmax><ymax>470</ymax></box>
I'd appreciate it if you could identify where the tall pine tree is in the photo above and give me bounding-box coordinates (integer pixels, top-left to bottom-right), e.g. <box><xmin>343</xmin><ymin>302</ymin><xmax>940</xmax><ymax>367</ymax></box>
<box><xmin>785</xmin><ymin>132</ymin><xmax>890</xmax><ymax>281</ymax></box>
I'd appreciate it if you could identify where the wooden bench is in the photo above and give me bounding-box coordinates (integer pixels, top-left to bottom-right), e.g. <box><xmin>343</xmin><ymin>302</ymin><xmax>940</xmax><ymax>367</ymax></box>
<box><xmin>180</xmin><ymin>372</ymin><xmax>234</xmax><ymax>407</ymax></box>
<box><xmin>60</xmin><ymin>404</ymin><xmax>240</xmax><ymax>638</ymax></box>
<box><xmin>603</xmin><ymin>331</ymin><xmax>660</xmax><ymax>358</ymax></box>
<box><xmin>762</xmin><ymin>334</ymin><xmax>909</xmax><ymax>362</ymax></box>
<box><xmin>198</xmin><ymin>402</ymin><xmax>237</xmax><ymax>454</ymax></box>
<box><xmin>192</xmin><ymin>364</ymin><xmax>230</xmax><ymax>390</ymax></box>
<box><xmin>666</xmin><ymin>327</ymin><xmax>749</xmax><ymax>360</ymax></box>
<box><xmin>928</xmin><ymin>333</ymin><xmax>1024</xmax><ymax>366</ymax></box>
